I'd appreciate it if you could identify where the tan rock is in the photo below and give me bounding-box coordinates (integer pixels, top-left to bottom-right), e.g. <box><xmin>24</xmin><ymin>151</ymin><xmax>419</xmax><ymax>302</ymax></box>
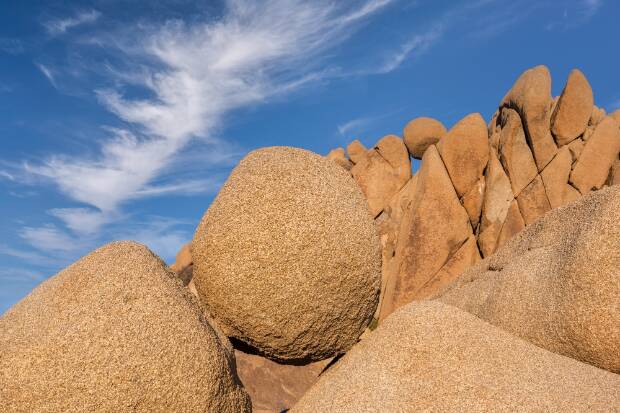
<box><xmin>461</xmin><ymin>176</ymin><xmax>485</xmax><ymax>229</ymax></box>
<box><xmin>610</xmin><ymin>109</ymin><xmax>620</xmax><ymax>125</ymax></box>
<box><xmin>495</xmin><ymin>199</ymin><xmax>526</xmax><ymax>252</ymax></box>
<box><xmin>193</xmin><ymin>147</ymin><xmax>381</xmax><ymax>363</ymax></box>
<box><xmin>0</xmin><ymin>242</ymin><xmax>251</xmax><ymax>412</ymax></box>
<box><xmin>589</xmin><ymin>105</ymin><xmax>606</xmax><ymax>126</ymax></box>
<box><xmin>502</xmin><ymin>65</ymin><xmax>557</xmax><ymax>170</ymax></box>
<box><xmin>610</xmin><ymin>159</ymin><xmax>620</xmax><ymax>186</ymax></box>
<box><xmin>436</xmin><ymin>113</ymin><xmax>489</xmax><ymax>197</ymax></box>
<box><xmin>567</xmin><ymin>138</ymin><xmax>584</xmax><ymax>161</ymax></box>
<box><xmin>326</xmin><ymin>147</ymin><xmax>353</xmax><ymax>171</ymax></box>
<box><xmin>292</xmin><ymin>301</ymin><xmax>620</xmax><ymax>412</ymax></box>
<box><xmin>551</xmin><ymin>69</ymin><xmax>594</xmax><ymax>146</ymax></box>
<box><xmin>441</xmin><ymin>186</ymin><xmax>620</xmax><ymax>372</ymax></box>
<box><xmin>346</xmin><ymin>139</ymin><xmax>368</xmax><ymax>164</ymax></box>
<box><xmin>169</xmin><ymin>241</ymin><xmax>192</xmax><ymax>273</ymax></box>
<box><xmin>378</xmin><ymin>146</ymin><xmax>471</xmax><ymax>319</ymax></box>
<box><xmin>570</xmin><ymin>117</ymin><xmax>620</xmax><ymax>194</ymax></box>
<box><xmin>516</xmin><ymin>175</ymin><xmax>551</xmax><ymax>225</ymax></box>
<box><xmin>351</xmin><ymin>135</ymin><xmax>411</xmax><ymax>217</ymax></box>
<box><xmin>541</xmin><ymin>146</ymin><xmax>575</xmax><ymax>209</ymax></box>
<box><xmin>235</xmin><ymin>350</ymin><xmax>328</xmax><ymax>413</ymax></box>
<box><xmin>478</xmin><ymin>150</ymin><xmax>514</xmax><ymax>257</ymax></box>
<box><xmin>497</xmin><ymin>108</ymin><xmax>538</xmax><ymax>196</ymax></box>
<box><xmin>402</xmin><ymin>116</ymin><xmax>447</xmax><ymax>159</ymax></box>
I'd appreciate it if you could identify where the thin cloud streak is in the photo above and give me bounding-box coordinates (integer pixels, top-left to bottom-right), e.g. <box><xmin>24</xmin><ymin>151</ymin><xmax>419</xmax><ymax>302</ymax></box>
<box><xmin>44</xmin><ymin>10</ymin><xmax>101</xmax><ymax>36</ymax></box>
<box><xmin>35</xmin><ymin>63</ymin><xmax>58</xmax><ymax>89</ymax></box>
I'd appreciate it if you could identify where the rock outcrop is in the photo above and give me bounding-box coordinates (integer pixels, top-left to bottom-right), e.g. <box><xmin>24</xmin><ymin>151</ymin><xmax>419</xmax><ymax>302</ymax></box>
<box><xmin>440</xmin><ymin>186</ymin><xmax>620</xmax><ymax>373</ymax></box>
<box><xmin>326</xmin><ymin>65</ymin><xmax>620</xmax><ymax>320</ymax></box>
<box><xmin>193</xmin><ymin>147</ymin><xmax>381</xmax><ymax>363</ymax></box>
<box><xmin>292</xmin><ymin>301</ymin><xmax>620</xmax><ymax>412</ymax></box>
<box><xmin>0</xmin><ymin>242</ymin><xmax>251</xmax><ymax>412</ymax></box>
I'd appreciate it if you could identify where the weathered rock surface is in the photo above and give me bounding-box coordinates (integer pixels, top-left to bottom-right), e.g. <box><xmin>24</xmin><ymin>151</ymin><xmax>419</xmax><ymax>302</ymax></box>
<box><xmin>461</xmin><ymin>176</ymin><xmax>485</xmax><ymax>228</ymax></box>
<box><xmin>351</xmin><ymin>135</ymin><xmax>411</xmax><ymax>217</ymax></box>
<box><xmin>235</xmin><ymin>350</ymin><xmax>328</xmax><ymax>413</ymax></box>
<box><xmin>515</xmin><ymin>174</ymin><xmax>550</xmax><ymax>225</ymax></box>
<box><xmin>326</xmin><ymin>147</ymin><xmax>353</xmax><ymax>170</ymax></box>
<box><xmin>378</xmin><ymin>146</ymin><xmax>471</xmax><ymax>319</ymax></box>
<box><xmin>502</xmin><ymin>65</ymin><xmax>557</xmax><ymax>170</ymax></box>
<box><xmin>193</xmin><ymin>147</ymin><xmax>381</xmax><ymax>363</ymax></box>
<box><xmin>551</xmin><ymin>69</ymin><xmax>594</xmax><ymax>146</ymax></box>
<box><xmin>346</xmin><ymin>139</ymin><xmax>368</xmax><ymax>164</ymax></box>
<box><xmin>292</xmin><ymin>301</ymin><xmax>620</xmax><ymax>412</ymax></box>
<box><xmin>402</xmin><ymin>116</ymin><xmax>447</xmax><ymax>159</ymax></box>
<box><xmin>0</xmin><ymin>241</ymin><xmax>251</xmax><ymax>412</ymax></box>
<box><xmin>169</xmin><ymin>242</ymin><xmax>192</xmax><ymax>273</ymax></box>
<box><xmin>610</xmin><ymin>109</ymin><xmax>620</xmax><ymax>125</ymax></box>
<box><xmin>440</xmin><ymin>186</ymin><xmax>620</xmax><ymax>372</ymax></box>
<box><xmin>498</xmin><ymin>108</ymin><xmax>538</xmax><ymax>196</ymax></box>
<box><xmin>570</xmin><ymin>116</ymin><xmax>620</xmax><ymax>194</ymax></box>
<box><xmin>436</xmin><ymin>113</ymin><xmax>489</xmax><ymax>198</ymax></box>
<box><xmin>541</xmin><ymin>146</ymin><xmax>576</xmax><ymax>209</ymax></box>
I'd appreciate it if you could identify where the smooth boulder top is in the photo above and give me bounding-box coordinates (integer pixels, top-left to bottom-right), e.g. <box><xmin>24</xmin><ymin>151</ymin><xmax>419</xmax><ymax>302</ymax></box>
<box><xmin>193</xmin><ymin>147</ymin><xmax>381</xmax><ymax>363</ymax></box>
<box><xmin>0</xmin><ymin>241</ymin><xmax>251</xmax><ymax>413</ymax></box>
<box><xmin>292</xmin><ymin>301</ymin><xmax>620</xmax><ymax>412</ymax></box>
<box><xmin>402</xmin><ymin>116</ymin><xmax>447</xmax><ymax>159</ymax></box>
<box><xmin>440</xmin><ymin>185</ymin><xmax>620</xmax><ymax>373</ymax></box>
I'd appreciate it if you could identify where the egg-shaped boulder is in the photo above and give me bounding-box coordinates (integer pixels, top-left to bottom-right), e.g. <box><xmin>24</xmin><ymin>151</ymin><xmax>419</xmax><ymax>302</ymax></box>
<box><xmin>193</xmin><ymin>147</ymin><xmax>381</xmax><ymax>363</ymax></box>
<box><xmin>0</xmin><ymin>241</ymin><xmax>251</xmax><ymax>413</ymax></box>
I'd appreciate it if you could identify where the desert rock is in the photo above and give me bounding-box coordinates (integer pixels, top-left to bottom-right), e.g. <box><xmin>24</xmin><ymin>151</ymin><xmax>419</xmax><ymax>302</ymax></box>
<box><xmin>346</xmin><ymin>139</ymin><xmax>369</xmax><ymax>164</ymax></box>
<box><xmin>441</xmin><ymin>186</ymin><xmax>620</xmax><ymax>372</ymax></box>
<box><xmin>402</xmin><ymin>116</ymin><xmax>447</xmax><ymax>159</ymax></box>
<box><xmin>293</xmin><ymin>301</ymin><xmax>620</xmax><ymax>412</ymax></box>
<box><xmin>551</xmin><ymin>69</ymin><xmax>594</xmax><ymax>146</ymax></box>
<box><xmin>0</xmin><ymin>241</ymin><xmax>251</xmax><ymax>412</ymax></box>
<box><xmin>193</xmin><ymin>147</ymin><xmax>381</xmax><ymax>363</ymax></box>
<box><xmin>326</xmin><ymin>147</ymin><xmax>353</xmax><ymax>170</ymax></box>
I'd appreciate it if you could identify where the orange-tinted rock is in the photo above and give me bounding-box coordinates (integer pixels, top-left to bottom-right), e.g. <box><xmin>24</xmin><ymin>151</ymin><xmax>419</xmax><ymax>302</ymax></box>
<box><xmin>516</xmin><ymin>175</ymin><xmax>551</xmax><ymax>225</ymax></box>
<box><xmin>551</xmin><ymin>69</ymin><xmax>594</xmax><ymax>146</ymax></box>
<box><xmin>567</xmin><ymin>138</ymin><xmax>584</xmax><ymax>161</ymax></box>
<box><xmin>570</xmin><ymin>117</ymin><xmax>620</xmax><ymax>194</ymax></box>
<box><xmin>326</xmin><ymin>147</ymin><xmax>353</xmax><ymax>171</ymax></box>
<box><xmin>170</xmin><ymin>242</ymin><xmax>192</xmax><ymax>273</ymax></box>
<box><xmin>609</xmin><ymin>159</ymin><xmax>620</xmax><ymax>186</ymax></box>
<box><xmin>235</xmin><ymin>350</ymin><xmax>327</xmax><ymax>413</ymax></box>
<box><xmin>436</xmin><ymin>113</ymin><xmax>489</xmax><ymax>197</ymax></box>
<box><xmin>351</xmin><ymin>135</ymin><xmax>411</xmax><ymax>217</ymax></box>
<box><xmin>402</xmin><ymin>117</ymin><xmax>447</xmax><ymax>159</ymax></box>
<box><xmin>378</xmin><ymin>146</ymin><xmax>471</xmax><ymax>319</ymax></box>
<box><xmin>502</xmin><ymin>65</ymin><xmax>557</xmax><ymax>170</ymax></box>
<box><xmin>541</xmin><ymin>146</ymin><xmax>575</xmax><ymax>209</ymax></box>
<box><xmin>461</xmin><ymin>176</ymin><xmax>485</xmax><ymax>229</ymax></box>
<box><xmin>497</xmin><ymin>108</ymin><xmax>538</xmax><ymax>196</ymax></box>
<box><xmin>496</xmin><ymin>199</ymin><xmax>526</xmax><ymax>251</ymax></box>
<box><xmin>346</xmin><ymin>140</ymin><xmax>369</xmax><ymax>164</ymax></box>
<box><xmin>610</xmin><ymin>109</ymin><xmax>620</xmax><ymax>125</ymax></box>
<box><xmin>589</xmin><ymin>105</ymin><xmax>606</xmax><ymax>126</ymax></box>
<box><xmin>478</xmin><ymin>150</ymin><xmax>514</xmax><ymax>257</ymax></box>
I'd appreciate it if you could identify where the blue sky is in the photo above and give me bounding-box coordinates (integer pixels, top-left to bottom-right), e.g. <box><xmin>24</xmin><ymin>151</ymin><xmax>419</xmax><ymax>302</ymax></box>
<box><xmin>1</xmin><ymin>0</ymin><xmax>618</xmax><ymax>313</ymax></box>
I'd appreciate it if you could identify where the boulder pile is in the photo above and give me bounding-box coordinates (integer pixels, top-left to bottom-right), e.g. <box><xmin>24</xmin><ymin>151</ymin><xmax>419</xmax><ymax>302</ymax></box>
<box><xmin>2</xmin><ymin>65</ymin><xmax>619</xmax><ymax>412</ymax></box>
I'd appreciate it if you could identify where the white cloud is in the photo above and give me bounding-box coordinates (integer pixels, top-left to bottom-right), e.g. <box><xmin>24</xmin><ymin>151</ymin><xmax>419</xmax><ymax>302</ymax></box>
<box><xmin>44</xmin><ymin>10</ymin><xmax>101</xmax><ymax>36</ymax></box>
<box><xmin>48</xmin><ymin>208</ymin><xmax>109</xmax><ymax>235</ymax></box>
<box><xmin>18</xmin><ymin>225</ymin><xmax>80</xmax><ymax>253</ymax></box>
<box><xmin>338</xmin><ymin>116</ymin><xmax>376</xmax><ymax>137</ymax></box>
<box><xmin>26</xmin><ymin>0</ymin><xmax>393</xmax><ymax>226</ymax></box>
<box><xmin>115</xmin><ymin>216</ymin><xmax>192</xmax><ymax>262</ymax></box>
<box><xmin>0</xmin><ymin>170</ymin><xmax>15</xmax><ymax>181</ymax></box>
<box><xmin>35</xmin><ymin>63</ymin><xmax>58</xmax><ymax>89</ymax></box>
<box><xmin>376</xmin><ymin>26</ymin><xmax>443</xmax><ymax>74</ymax></box>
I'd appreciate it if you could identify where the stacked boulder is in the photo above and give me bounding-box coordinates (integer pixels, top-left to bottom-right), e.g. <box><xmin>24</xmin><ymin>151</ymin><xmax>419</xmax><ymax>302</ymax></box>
<box><xmin>327</xmin><ymin>65</ymin><xmax>620</xmax><ymax>319</ymax></box>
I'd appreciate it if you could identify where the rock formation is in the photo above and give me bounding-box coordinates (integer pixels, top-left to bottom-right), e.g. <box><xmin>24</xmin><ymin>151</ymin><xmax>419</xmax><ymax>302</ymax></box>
<box><xmin>292</xmin><ymin>301</ymin><xmax>620</xmax><ymax>412</ymax></box>
<box><xmin>192</xmin><ymin>147</ymin><xmax>381</xmax><ymax>363</ymax></box>
<box><xmin>0</xmin><ymin>242</ymin><xmax>251</xmax><ymax>412</ymax></box>
<box><xmin>327</xmin><ymin>65</ymin><xmax>620</xmax><ymax>319</ymax></box>
<box><xmin>440</xmin><ymin>186</ymin><xmax>620</xmax><ymax>373</ymax></box>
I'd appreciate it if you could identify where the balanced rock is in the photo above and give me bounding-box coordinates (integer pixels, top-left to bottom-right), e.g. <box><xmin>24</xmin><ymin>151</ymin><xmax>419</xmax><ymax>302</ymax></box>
<box><xmin>0</xmin><ymin>241</ymin><xmax>251</xmax><ymax>412</ymax></box>
<box><xmin>402</xmin><ymin>116</ymin><xmax>447</xmax><ymax>159</ymax></box>
<box><xmin>293</xmin><ymin>301</ymin><xmax>620</xmax><ymax>412</ymax></box>
<box><xmin>551</xmin><ymin>69</ymin><xmax>594</xmax><ymax>146</ymax></box>
<box><xmin>351</xmin><ymin>135</ymin><xmax>411</xmax><ymax>217</ymax></box>
<box><xmin>193</xmin><ymin>147</ymin><xmax>381</xmax><ymax>363</ymax></box>
<box><xmin>502</xmin><ymin>65</ymin><xmax>557</xmax><ymax>170</ymax></box>
<box><xmin>436</xmin><ymin>112</ymin><xmax>489</xmax><ymax>198</ymax></box>
<box><xmin>440</xmin><ymin>186</ymin><xmax>620</xmax><ymax>372</ymax></box>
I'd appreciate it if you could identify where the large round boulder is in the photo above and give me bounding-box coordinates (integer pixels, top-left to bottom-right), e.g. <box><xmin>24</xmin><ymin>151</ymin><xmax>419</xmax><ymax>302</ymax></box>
<box><xmin>193</xmin><ymin>146</ymin><xmax>381</xmax><ymax>363</ymax></box>
<box><xmin>0</xmin><ymin>241</ymin><xmax>251</xmax><ymax>412</ymax></box>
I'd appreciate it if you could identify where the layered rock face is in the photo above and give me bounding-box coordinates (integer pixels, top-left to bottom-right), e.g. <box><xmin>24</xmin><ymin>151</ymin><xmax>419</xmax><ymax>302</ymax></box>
<box><xmin>328</xmin><ymin>65</ymin><xmax>620</xmax><ymax>319</ymax></box>
<box><xmin>292</xmin><ymin>301</ymin><xmax>620</xmax><ymax>412</ymax></box>
<box><xmin>0</xmin><ymin>242</ymin><xmax>251</xmax><ymax>412</ymax></box>
<box><xmin>193</xmin><ymin>147</ymin><xmax>381</xmax><ymax>363</ymax></box>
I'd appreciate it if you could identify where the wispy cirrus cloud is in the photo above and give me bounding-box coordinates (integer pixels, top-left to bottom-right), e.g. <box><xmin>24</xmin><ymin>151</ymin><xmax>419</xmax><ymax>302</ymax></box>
<box><xmin>35</xmin><ymin>63</ymin><xmax>58</xmax><ymax>89</ymax></box>
<box><xmin>376</xmin><ymin>26</ymin><xmax>443</xmax><ymax>74</ymax></box>
<box><xmin>44</xmin><ymin>9</ymin><xmax>101</xmax><ymax>36</ymax></box>
<box><xmin>23</xmin><ymin>0</ymin><xmax>394</xmax><ymax>238</ymax></box>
